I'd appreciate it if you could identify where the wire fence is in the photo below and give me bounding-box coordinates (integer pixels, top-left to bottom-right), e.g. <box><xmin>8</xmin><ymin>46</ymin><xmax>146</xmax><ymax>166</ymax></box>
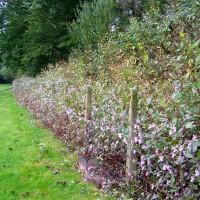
<box><xmin>12</xmin><ymin>81</ymin><xmax>200</xmax><ymax>199</ymax></box>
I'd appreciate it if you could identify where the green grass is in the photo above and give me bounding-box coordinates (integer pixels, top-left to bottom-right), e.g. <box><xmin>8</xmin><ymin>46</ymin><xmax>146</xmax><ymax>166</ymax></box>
<box><xmin>0</xmin><ymin>84</ymin><xmax>112</xmax><ymax>200</ymax></box>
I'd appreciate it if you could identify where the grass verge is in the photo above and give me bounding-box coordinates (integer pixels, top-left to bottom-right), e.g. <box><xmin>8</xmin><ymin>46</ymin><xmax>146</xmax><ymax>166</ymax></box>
<box><xmin>0</xmin><ymin>84</ymin><xmax>111</xmax><ymax>200</ymax></box>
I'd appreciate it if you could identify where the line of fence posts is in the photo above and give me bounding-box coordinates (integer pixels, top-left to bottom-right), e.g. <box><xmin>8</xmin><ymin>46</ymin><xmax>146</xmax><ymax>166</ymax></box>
<box><xmin>51</xmin><ymin>83</ymin><xmax>55</xmax><ymax>97</ymax></box>
<box><xmin>83</xmin><ymin>85</ymin><xmax>138</xmax><ymax>182</ymax></box>
<box><xmin>48</xmin><ymin>83</ymin><xmax>138</xmax><ymax>181</ymax></box>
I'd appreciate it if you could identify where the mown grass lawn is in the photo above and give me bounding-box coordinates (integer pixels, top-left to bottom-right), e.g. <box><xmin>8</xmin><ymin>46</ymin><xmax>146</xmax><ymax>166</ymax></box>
<box><xmin>0</xmin><ymin>84</ymin><xmax>112</xmax><ymax>200</ymax></box>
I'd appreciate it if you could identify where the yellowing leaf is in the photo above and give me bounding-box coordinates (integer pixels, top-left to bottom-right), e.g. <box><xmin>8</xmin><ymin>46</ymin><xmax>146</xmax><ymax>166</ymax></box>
<box><xmin>144</xmin><ymin>54</ymin><xmax>149</xmax><ymax>61</ymax></box>
<box><xmin>185</xmin><ymin>71</ymin><xmax>191</xmax><ymax>79</ymax></box>
<box><xmin>160</xmin><ymin>99</ymin><xmax>166</xmax><ymax>108</ymax></box>
<box><xmin>179</xmin><ymin>32</ymin><xmax>185</xmax><ymax>37</ymax></box>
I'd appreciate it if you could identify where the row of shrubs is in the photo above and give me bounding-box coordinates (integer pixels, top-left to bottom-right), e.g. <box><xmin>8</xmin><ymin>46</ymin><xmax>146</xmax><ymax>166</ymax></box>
<box><xmin>13</xmin><ymin>62</ymin><xmax>199</xmax><ymax>199</ymax></box>
<box><xmin>13</xmin><ymin>0</ymin><xmax>199</xmax><ymax>199</ymax></box>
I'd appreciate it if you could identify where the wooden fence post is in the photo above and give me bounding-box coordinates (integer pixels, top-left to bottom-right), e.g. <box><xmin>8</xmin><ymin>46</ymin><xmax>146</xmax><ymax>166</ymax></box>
<box><xmin>51</xmin><ymin>84</ymin><xmax>55</xmax><ymax>97</ymax></box>
<box><xmin>126</xmin><ymin>87</ymin><xmax>138</xmax><ymax>181</ymax></box>
<box><xmin>82</xmin><ymin>86</ymin><xmax>92</xmax><ymax>181</ymax></box>
<box><xmin>85</xmin><ymin>86</ymin><xmax>91</xmax><ymax>121</ymax></box>
<box><xmin>64</xmin><ymin>84</ymin><xmax>68</xmax><ymax>97</ymax></box>
<box><xmin>30</xmin><ymin>82</ymin><xmax>34</xmax><ymax>90</ymax></box>
<box><xmin>63</xmin><ymin>84</ymin><xmax>68</xmax><ymax>106</ymax></box>
<box><xmin>42</xmin><ymin>82</ymin><xmax>45</xmax><ymax>88</ymax></box>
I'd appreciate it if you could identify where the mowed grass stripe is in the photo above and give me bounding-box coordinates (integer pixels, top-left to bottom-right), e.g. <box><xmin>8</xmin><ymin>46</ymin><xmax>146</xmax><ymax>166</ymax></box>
<box><xmin>0</xmin><ymin>84</ymin><xmax>110</xmax><ymax>200</ymax></box>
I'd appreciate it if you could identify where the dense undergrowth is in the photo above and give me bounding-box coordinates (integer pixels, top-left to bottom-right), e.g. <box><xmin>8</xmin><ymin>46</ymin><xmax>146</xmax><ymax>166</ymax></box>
<box><xmin>13</xmin><ymin>0</ymin><xmax>200</xmax><ymax>199</ymax></box>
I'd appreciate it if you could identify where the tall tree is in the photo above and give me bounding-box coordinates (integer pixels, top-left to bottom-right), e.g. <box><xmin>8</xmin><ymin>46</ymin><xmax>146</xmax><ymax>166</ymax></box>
<box><xmin>0</xmin><ymin>0</ymin><xmax>83</xmax><ymax>80</ymax></box>
<box><xmin>0</xmin><ymin>0</ymin><xmax>28</xmax><ymax>80</ymax></box>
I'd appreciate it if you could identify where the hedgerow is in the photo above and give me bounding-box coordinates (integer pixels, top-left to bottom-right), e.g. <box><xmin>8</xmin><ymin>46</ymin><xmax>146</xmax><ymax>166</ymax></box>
<box><xmin>13</xmin><ymin>0</ymin><xmax>199</xmax><ymax>199</ymax></box>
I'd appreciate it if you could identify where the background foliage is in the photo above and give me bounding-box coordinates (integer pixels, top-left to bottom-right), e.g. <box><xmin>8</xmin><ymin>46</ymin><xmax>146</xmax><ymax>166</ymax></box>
<box><xmin>13</xmin><ymin>0</ymin><xmax>200</xmax><ymax>198</ymax></box>
<box><xmin>69</xmin><ymin>0</ymin><xmax>119</xmax><ymax>48</ymax></box>
<box><xmin>0</xmin><ymin>0</ymin><xmax>83</xmax><ymax>80</ymax></box>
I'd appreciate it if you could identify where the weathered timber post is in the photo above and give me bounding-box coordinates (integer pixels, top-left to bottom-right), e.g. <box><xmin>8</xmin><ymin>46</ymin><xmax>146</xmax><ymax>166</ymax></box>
<box><xmin>63</xmin><ymin>84</ymin><xmax>68</xmax><ymax>106</ymax></box>
<box><xmin>30</xmin><ymin>82</ymin><xmax>34</xmax><ymax>90</ymax></box>
<box><xmin>82</xmin><ymin>86</ymin><xmax>92</xmax><ymax>181</ymax></box>
<box><xmin>51</xmin><ymin>84</ymin><xmax>55</xmax><ymax>97</ymax></box>
<box><xmin>85</xmin><ymin>86</ymin><xmax>91</xmax><ymax>121</ymax></box>
<box><xmin>126</xmin><ymin>87</ymin><xmax>138</xmax><ymax>181</ymax></box>
<box><xmin>64</xmin><ymin>84</ymin><xmax>68</xmax><ymax>97</ymax></box>
<box><xmin>42</xmin><ymin>82</ymin><xmax>45</xmax><ymax>88</ymax></box>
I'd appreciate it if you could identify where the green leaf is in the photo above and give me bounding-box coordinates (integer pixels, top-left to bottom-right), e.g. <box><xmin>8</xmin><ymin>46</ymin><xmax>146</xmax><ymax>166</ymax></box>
<box><xmin>146</xmin><ymin>98</ymin><xmax>151</xmax><ymax>105</ymax></box>
<box><xmin>195</xmin><ymin>54</ymin><xmax>200</xmax><ymax>63</ymax></box>
<box><xmin>167</xmin><ymin>111</ymin><xmax>173</xmax><ymax>119</ymax></box>
<box><xmin>192</xmin><ymin>142</ymin><xmax>199</xmax><ymax>152</ymax></box>
<box><xmin>154</xmin><ymin>141</ymin><xmax>163</xmax><ymax>150</ymax></box>
<box><xmin>171</xmin><ymin>175</ymin><xmax>175</xmax><ymax>183</ymax></box>
<box><xmin>159</xmin><ymin>137</ymin><xmax>167</xmax><ymax>147</ymax></box>
<box><xmin>186</xmin><ymin>151</ymin><xmax>193</xmax><ymax>158</ymax></box>
<box><xmin>97</xmin><ymin>112</ymin><xmax>104</xmax><ymax>119</ymax></box>
<box><xmin>172</xmin><ymin>118</ymin><xmax>178</xmax><ymax>126</ymax></box>
<box><xmin>185</xmin><ymin>122</ymin><xmax>195</xmax><ymax>129</ymax></box>
<box><xmin>160</xmin><ymin>99</ymin><xmax>166</xmax><ymax>108</ymax></box>
<box><xmin>191</xmin><ymin>40</ymin><xmax>199</xmax><ymax>49</ymax></box>
<box><xmin>197</xmin><ymin>150</ymin><xmax>200</xmax><ymax>159</ymax></box>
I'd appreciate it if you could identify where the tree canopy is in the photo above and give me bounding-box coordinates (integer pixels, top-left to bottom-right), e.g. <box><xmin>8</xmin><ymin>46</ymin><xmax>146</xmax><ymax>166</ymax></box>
<box><xmin>0</xmin><ymin>0</ymin><xmax>83</xmax><ymax>80</ymax></box>
<box><xmin>0</xmin><ymin>0</ymin><xmax>179</xmax><ymax>80</ymax></box>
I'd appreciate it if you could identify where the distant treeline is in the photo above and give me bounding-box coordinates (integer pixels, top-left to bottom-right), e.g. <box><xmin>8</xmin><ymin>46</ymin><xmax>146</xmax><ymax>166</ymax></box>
<box><xmin>0</xmin><ymin>0</ymin><xmax>169</xmax><ymax>81</ymax></box>
<box><xmin>0</xmin><ymin>0</ymin><xmax>89</xmax><ymax>81</ymax></box>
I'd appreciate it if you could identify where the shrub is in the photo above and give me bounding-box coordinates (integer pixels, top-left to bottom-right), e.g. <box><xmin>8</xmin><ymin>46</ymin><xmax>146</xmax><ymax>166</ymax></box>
<box><xmin>69</xmin><ymin>0</ymin><xmax>118</xmax><ymax>48</ymax></box>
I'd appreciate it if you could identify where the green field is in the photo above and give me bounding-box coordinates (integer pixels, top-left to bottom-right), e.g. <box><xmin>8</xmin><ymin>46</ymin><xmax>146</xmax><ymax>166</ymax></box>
<box><xmin>0</xmin><ymin>84</ymin><xmax>111</xmax><ymax>200</ymax></box>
